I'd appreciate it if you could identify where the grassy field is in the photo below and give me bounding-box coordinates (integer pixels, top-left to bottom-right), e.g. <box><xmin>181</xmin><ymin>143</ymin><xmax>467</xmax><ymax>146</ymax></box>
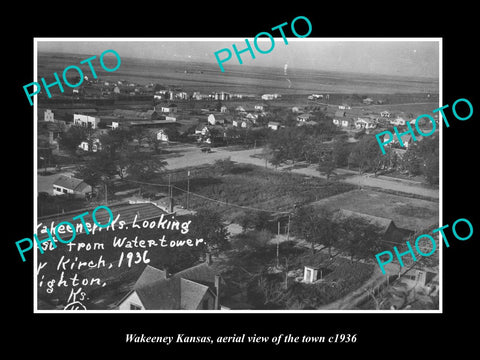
<box><xmin>165</xmin><ymin>163</ymin><xmax>356</xmax><ymax>222</ymax></box>
<box><xmin>311</xmin><ymin>188</ymin><xmax>439</xmax><ymax>232</ymax></box>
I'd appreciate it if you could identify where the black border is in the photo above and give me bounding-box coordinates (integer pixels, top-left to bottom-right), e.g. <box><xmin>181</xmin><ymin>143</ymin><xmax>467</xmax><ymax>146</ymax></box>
<box><xmin>7</xmin><ymin>5</ymin><xmax>478</xmax><ymax>355</ymax></box>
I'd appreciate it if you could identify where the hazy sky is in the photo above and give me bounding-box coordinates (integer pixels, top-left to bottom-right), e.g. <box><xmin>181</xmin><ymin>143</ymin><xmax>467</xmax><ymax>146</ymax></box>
<box><xmin>37</xmin><ymin>39</ymin><xmax>440</xmax><ymax>78</ymax></box>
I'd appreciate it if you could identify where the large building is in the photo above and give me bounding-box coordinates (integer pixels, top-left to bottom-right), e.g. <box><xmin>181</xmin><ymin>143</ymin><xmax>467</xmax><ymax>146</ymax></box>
<box><xmin>73</xmin><ymin>114</ymin><xmax>100</xmax><ymax>129</ymax></box>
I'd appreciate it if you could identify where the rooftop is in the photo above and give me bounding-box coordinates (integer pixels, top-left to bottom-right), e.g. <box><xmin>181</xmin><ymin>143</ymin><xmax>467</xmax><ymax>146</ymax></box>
<box><xmin>123</xmin><ymin>262</ymin><xmax>219</xmax><ymax>310</ymax></box>
<box><xmin>38</xmin><ymin>201</ymin><xmax>167</xmax><ymax>228</ymax></box>
<box><xmin>53</xmin><ymin>175</ymin><xmax>89</xmax><ymax>192</ymax></box>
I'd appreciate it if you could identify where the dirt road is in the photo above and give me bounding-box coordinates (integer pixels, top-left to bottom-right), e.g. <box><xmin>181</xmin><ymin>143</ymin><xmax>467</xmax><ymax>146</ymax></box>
<box><xmin>164</xmin><ymin>144</ymin><xmax>438</xmax><ymax>199</ymax></box>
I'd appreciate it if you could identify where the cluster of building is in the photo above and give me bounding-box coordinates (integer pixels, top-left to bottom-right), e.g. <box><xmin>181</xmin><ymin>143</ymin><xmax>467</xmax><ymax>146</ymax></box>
<box><xmin>332</xmin><ymin>104</ymin><xmax>439</xmax><ymax>134</ymax></box>
<box><xmin>66</xmin><ymin>75</ymin><xmax>287</xmax><ymax>103</ymax></box>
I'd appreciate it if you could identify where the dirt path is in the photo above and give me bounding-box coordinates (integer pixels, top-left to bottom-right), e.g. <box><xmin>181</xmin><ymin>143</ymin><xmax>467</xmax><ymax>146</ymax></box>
<box><xmin>163</xmin><ymin>144</ymin><xmax>438</xmax><ymax>199</ymax></box>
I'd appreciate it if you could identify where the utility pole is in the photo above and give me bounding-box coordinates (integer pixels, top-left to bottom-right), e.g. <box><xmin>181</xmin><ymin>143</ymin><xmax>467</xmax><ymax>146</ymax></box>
<box><xmin>276</xmin><ymin>221</ymin><xmax>280</xmax><ymax>268</ymax></box>
<box><xmin>104</xmin><ymin>182</ymin><xmax>108</xmax><ymax>205</ymax></box>
<box><xmin>286</xmin><ymin>214</ymin><xmax>291</xmax><ymax>242</ymax></box>
<box><xmin>284</xmin><ymin>257</ymin><xmax>289</xmax><ymax>289</ymax></box>
<box><xmin>186</xmin><ymin>170</ymin><xmax>190</xmax><ymax>209</ymax></box>
<box><xmin>168</xmin><ymin>173</ymin><xmax>172</xmax><ymax>199</ymax></box>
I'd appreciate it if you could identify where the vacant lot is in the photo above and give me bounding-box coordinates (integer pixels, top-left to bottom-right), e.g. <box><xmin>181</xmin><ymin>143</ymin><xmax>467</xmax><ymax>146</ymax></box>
<box><xmin>166</xmin><ymin>163</ymin><xmax>355</xmax><ymax>222</ymax></box>
<box><xmin>310</xmin><ymin>188</ymin><xmax>439</xmax><ymax>232</ymax></box>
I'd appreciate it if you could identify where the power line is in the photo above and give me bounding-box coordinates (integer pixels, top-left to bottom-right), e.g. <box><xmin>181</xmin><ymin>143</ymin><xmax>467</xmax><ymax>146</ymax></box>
<box><xmin>120</xmin><ymin>178</ymin><xmax>290</xmax><ymax>214</ymax></box>
<box><xmin>172</xmin><ymin>184</ymin><xmax>291</xmax><ymax>214</ymax></box>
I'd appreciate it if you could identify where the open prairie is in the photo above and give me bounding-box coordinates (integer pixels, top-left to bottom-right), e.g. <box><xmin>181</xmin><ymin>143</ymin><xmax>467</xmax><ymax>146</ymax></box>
<box><xmin>38</xmin><ymin>51</ymin><xmax>439</xmax><ymax>96</ymax></box>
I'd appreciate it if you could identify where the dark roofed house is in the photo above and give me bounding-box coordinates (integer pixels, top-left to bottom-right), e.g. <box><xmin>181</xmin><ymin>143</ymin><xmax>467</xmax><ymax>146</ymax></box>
<box><xmin>332</xmin><ymin>209</ymin><xmax>413</xmax><ymax>243</ymax></box>
<box><xmin>116</xmin><ymin>255</ymin><xmax>224</xmax><ymax>310</ymax></box>
<box><xmin>134</xmin><ymin>265</ymin><xmax>168</xmax><ymax>288</ymax></box>
<box><xmin>52</xmin><ymin>175</ymin><xmax>91</xmax><ymax>197</ymax></box>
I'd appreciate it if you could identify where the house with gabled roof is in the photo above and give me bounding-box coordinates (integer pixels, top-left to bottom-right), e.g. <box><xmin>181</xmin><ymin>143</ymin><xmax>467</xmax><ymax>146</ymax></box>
<box><xmin>52</xmin><ymin>175</ymin><xmax>92</xmax><ymax>197</ymax></box>
<box><xmin>332</xmin><ymin>208</ymin><xmax>413</xmax><ymax>243</ymax></box>
<box><xmin>355</xmin><ymin>117</ymin><xmax>377</xmax><ymax>130</ymax></box>
<box><xmin>116</xmin><ymin>255</ymin><xmax>225</xmax><ymax>310</ymax></box>
<box><xmin>333</xmin><ymin>110</ymin><xmax>346</xmax><ymax>127</ymax></box>
<box><xmin>267</xmin><ymin>121</ymin><xmax>281</xmax><ymax>130</ymax></box>
<box><xmin>296</xmin><ymin>113</ymin><xmax>314</xmax><ymax>122</ymax></box>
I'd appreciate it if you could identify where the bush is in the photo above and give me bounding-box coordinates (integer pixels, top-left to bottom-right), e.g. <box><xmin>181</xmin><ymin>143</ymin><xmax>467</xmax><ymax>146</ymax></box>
<box><xmin>231</xmin><ymin>230</ymin><xmax>273</xmax><ymax>251</ymax></box>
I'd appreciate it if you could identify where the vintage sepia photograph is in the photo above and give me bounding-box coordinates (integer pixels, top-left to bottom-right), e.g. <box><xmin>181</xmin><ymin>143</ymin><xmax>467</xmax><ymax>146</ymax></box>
<box><xmin>34</xmin><ymin>38</ymin><xmax>441</xmax><ymax>312</ymax></box>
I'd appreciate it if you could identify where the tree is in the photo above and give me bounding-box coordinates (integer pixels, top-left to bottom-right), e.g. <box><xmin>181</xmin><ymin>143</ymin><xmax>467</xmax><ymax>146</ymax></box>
<box><xmin>125</xmin><ymin>150</ymin><xmax>167</xmax><ymax>181</ymax></box>
<box><xmin>424</xmin><ymin>154</ymin><xmax>439</xmax><ymax>185</ymax></box>
<box><xmin>332</xmin><ymin>137</ymin><xmax>352</xmax><ymax>167</ymax></box>
<box><xmin>291</xmin><ymin>206</ymin><xmax>338</xmax><ymax>255</ymax></box>
<box><xmin>188</xmin><ymin>208</ymin><xmax>230</xmax><ymax>254</ymax></box>
<box><xmin>262</xmin><ymin>145</ymin><xmax>284</xmax><ymax>169</ymax></box>
<box><xmin>301</xmin><ymin>136</ymin><xmax>323</xmax><ymax>164</ymax></box>
<box><xmin>98</xmin><ymin>128</ymin><xmax>134</xmax><ymax>158</ymax></box>
<box><xmin>74</xmin><ymin>151</ymin><xmax>118</xmax><ymax>198</ymax></box>
<box><xmin>338</xmin><ymin>216</ymin><xmax>383</xmax><ymax>262</ymax></box>
<box><xmin>58</xmin><ymin>125</ymin><xmax>90</xmax><ymax>154</ymax></box>
<box><xmin>317</xmin><ymin>150</ymin><xmax>336</xmax><ymax>180</ymax></box>
<box><xmin>232</xmin><ymin>230</ymin><xmax>272</xmax><ymax>251</ymax></box>
<box><xmin>215</xmin><ymin>100</ymin><xmax>223</xmax><ymax>112</ymax></box>
<box><xmin>239</xmin><ymin>211</ymin><xmax>272</xmax><ymax>232</ymax></box>
<box><xmin>348</xmin><ymin>135</ymin><xmax>387</xmax><ymax>174</ymax></box>
<box><xmin>401</xmin><ymin>134</ymin><xmax>439</xmax><ymax>183</ymax></box>
<box><xmin>401</xmin><ymin>146</ymin><xmax>423</xmax><ymax>176</ymax></box>
<box><xmin>214</xmin><ymin>157</ymin><xmax>235</xmax><ymax>175</ymax></box>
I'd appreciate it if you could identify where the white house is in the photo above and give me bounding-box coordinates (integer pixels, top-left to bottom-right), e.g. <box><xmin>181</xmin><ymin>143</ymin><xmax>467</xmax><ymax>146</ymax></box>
<box><xmin>363</xmin><ymin>98</ymin><xmax>374</xmax><ymax>105</ymax></box>
<box><xmin>333</xmin><ymin>110</ymin><xmax>351</xmax><ymax>127</ymax></box>
<box><xmin>339</xmin><ymin>104</ymin><xmax>351</xmax><ymax>110</ymax></box>
<box><xmin>401</xmin><ymin>269</ymin><xmax>437</xmax><ymax>292</ymax></box>
<box><xmin>157</xmin><ymin>129</ymin><xmax>169</xmax><ymax>142</ymax></box>
<box><xmin>161</xmin><ymin>104</ymin><xmax>177</xmax><ymax>113</ymax></box>
<box><xmin>175</xmin><ymin>92</ymin><xmax>188</xmax><ymax>100</ymax></box>
<box><xmin>78</xmin><ymin>138</ymin><xmax>101</xmax><ymax>152</ymax></box>
<box><xmin>355</xmin><ymin>117</ymin><xmax>377</xmax><ymax>130</ymax></box>
<box><xmin>220</xmin><ymin>105</ymin><xmax>228</xmax><ymax>113</ymax></box>
<box><xmin>390</xmin><ymin>117</ymin><xmax>407</xmax><ymax>126</ymax></box>
<box><xmin>341</xmin><ymin>118</ymin><xmax>354</xmax><ymax>128</ymax></box>
<box><xmin>380</xmin><ymin>110</ymin><xmax>391</xmax><ymax>118</ymax></box>
<box><xmin>254</xmin><ymin>105</ymin><xmax>265</xmax><ymax>112</ymax></box>
<box><xmin>297</xmin><ymin>113</ymin><xmax>314</xmax><ymax>122</ymax></box>
<box><xmin>267</xmin><ymin>121</ymin><xmax>280</xmax><ymax>130</ymax></box>
<box><xmin>208</xmin><ymin>114</ymin><xmax>216</xmax><ymax>125</ymax></box>
<box><xmin>116</xmin><ymin>261</ymin><xmax>222</xmax><ymax>310</ymax></box>
<box><xmin>44</xmin><ymin>109</ymin><xmax>55</xmax><ymax>122</ymax></box>
<box><xmin>232</xmin><ymin>119</ymin><xmax>252</xmax><ymax>128</ymax></box>
<box><xmin>195</xmin><ymin>125</ymin><xmax>210</xmax><ymax>136</ymax></box>
<box><xmin>261</xmin><ymin>93</ymin><xmax>280</xmax><ymax>101</ymax></box>
<box><xmin>304</xmin><ymin>266</ymin><xmax>320</xmax><ymax>283</ymax></box>
<box><xmin>73</xmin><ymin>114</ymin><xmax>100</xmax><ymax>129</ymax></box>
<box><xmin>53</xmin><ymin>175</ymin><xmax>91</xmax><ymax>197</ymax></box>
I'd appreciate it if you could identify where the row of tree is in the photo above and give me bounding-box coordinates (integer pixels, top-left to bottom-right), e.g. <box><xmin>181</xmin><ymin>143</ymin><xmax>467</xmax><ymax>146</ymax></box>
<box><xmin>58</xmin><ymin>127</ymin><xmax>168</xmax><ymax>196</ymax></box>
<box><xmin>290</xmin><ymin>205</ymin><xmax>385</xmax><ymax>262</ymax></box>
<box><xmin>230</xmin><ymin>205</ymin><xmax>386</xmax><ymax>263</ymax></box>
<box><xmin>263</xmin><ymin>123</ymin><xmax>439</xmax><ymax>185</ymax></box>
